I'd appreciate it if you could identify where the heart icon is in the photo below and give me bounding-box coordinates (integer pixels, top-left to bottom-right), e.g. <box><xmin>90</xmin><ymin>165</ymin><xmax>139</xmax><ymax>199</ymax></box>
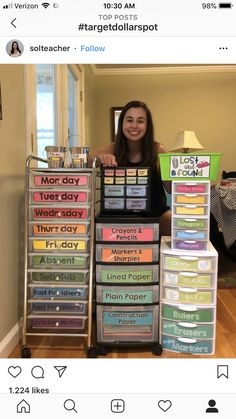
<box><xmin>8</xmin><ymin>366</ymin><xmax>22</xmax><ymax>378</ymax></box>
<box><xmin>158</xmin><ymin>400</ymin><xmax>172</xmax><ymax>412</ymax></box>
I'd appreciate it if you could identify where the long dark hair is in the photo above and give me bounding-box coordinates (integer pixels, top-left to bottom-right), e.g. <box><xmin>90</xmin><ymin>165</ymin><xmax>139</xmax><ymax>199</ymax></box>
<box><xmin>114</xmin><ymin>100</ymin><xmax>156</xmax><ymax>166</ymax></box>
<box><xmin>10</xmin><ymin>41</ymin><xmax>21</xmax><ymax>54</ymax></box>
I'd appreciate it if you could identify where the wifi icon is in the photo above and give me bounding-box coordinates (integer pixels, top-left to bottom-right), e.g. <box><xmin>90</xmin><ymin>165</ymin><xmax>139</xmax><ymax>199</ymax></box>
<box><xmin>42</xmin><ymin>2</ymin><xmax>50</xmax><ymax>8</ymax></box>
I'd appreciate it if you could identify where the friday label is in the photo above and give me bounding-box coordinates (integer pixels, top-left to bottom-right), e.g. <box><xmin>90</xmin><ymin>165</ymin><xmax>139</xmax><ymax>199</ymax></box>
<box><xmin>33</xmin><ymin>240</ymin><xmax>86</xmax><ymax>251</ymax></box>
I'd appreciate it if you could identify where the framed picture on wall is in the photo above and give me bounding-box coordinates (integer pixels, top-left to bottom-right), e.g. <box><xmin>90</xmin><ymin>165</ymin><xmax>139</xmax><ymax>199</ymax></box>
<box><xmin>0</xmin><ymin>83</ymin><xmax>2</xmax><ymax>120</ymax></box>
<box><xmin>111</xmin><ymin>107</ymin><xmax>123</xmax><ymax>142</ymax></box>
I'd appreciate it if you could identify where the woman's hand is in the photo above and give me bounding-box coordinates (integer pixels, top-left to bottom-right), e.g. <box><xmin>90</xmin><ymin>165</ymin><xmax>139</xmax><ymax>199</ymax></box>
<box><xmin>97</xmin><ymin>153</ymin><xmax>117</xmax><ymax>167</ymax></box>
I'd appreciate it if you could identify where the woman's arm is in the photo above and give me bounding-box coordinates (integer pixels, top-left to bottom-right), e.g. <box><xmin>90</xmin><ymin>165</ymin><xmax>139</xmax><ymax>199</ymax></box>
<box><xmin>88</xmin><ymin>143</ymin><xmax>117</xmax><ymax>167</ymax></box>
<box><xmin>156</xmin><ymin>142</ymin><xmax>172</xmax><ymax>194</ymax></box>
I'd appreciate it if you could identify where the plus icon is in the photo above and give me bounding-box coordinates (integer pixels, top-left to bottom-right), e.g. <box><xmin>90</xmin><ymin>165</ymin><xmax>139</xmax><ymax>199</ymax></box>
<box><xmin>111</xmin><ymin>399</ymin><xmax>125</xmax><ymax>413</ymax></box>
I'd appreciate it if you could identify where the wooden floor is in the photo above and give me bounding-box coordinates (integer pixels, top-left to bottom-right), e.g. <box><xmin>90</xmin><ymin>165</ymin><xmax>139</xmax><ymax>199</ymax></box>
<box><xmin>9</xmin><ymin>289</ymin><xmax>236</xmax><ymax>359</ymax></box>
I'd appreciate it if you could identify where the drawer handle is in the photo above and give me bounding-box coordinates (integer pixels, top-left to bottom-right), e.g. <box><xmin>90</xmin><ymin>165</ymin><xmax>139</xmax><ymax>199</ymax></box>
<box><xmin>178</xmin><ymin>322</ymin><xmax>197</xmax><ymax>328</ymax></box>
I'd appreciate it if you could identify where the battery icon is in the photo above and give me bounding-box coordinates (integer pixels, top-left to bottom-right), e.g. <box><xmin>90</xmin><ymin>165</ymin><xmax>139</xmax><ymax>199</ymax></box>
<box><xmin>218</xmin><ymin>2</ymin><xmax>233</xmax><ymax>7</ymax></box>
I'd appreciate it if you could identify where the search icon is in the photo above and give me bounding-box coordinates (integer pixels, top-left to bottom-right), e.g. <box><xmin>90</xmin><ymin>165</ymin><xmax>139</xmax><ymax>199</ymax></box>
<box><xmin>64</xmin><ymin>399</ymin><xmax>77</xmax><ymax>413</ymax></box>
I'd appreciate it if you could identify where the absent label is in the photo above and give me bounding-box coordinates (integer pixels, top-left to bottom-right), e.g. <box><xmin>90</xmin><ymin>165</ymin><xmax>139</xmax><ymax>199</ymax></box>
<box><xmin>32</xmin><ymin>255</ymin><xmax>87</xmax><ymax>267</ymax></box>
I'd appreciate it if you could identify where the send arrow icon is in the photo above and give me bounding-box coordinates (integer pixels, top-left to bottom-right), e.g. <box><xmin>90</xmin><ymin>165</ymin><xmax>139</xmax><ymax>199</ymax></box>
<box><xmin>54</xmin><ymin>366</ymin><xmax>67</xmax><ymax>378</ymax></box>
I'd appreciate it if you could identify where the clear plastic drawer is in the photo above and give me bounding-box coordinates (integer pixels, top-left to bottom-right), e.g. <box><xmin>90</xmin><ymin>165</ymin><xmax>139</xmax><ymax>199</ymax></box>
<box><xmin>97</xmin><ymin>304</ymin><xmax>159</xmax><ymax>343</ymax></box>
<box><xmin>173</xmin><ymin>194</ymin><xmax>209</xmax><ymax>205</ymax></box>
<box><xmin>96</xmin><ymin>285</ymin><xmax>159</xmax><ymax>304</ymax></box>
<box><xmin>161</xmin><ymin>335</ymin><xmax>214</xmax><ymax>354</ymax></box>
<box><xmin>160</xmin><ymin>302</ymin><xmax>216</xmax><ymax>323</ymax></box>
<box><xmin>174</xmin><ymin>205</ymin><xmax>208</xmax><ymax>216</ymax></box>
<box><xmin>160</xmin><ymin>318</ymin><xmax>215</xmax><ymax>339</ymax></box>
<box><xmin>28</xmin><ymin>315</ymin><xmax>87</xmax><ymax>330</ymax></box>
<box><xmin>173</xmin><ymin>182</ymin><xmax>210</xmax><ymax>194</ymax></box>
<box><xmin>162</xmin><ymin>254</ymin><xmax>217</xmax><ymax>272</ymax></box>
<box><xmin>96</xmin><ymin>264</ymin><xmax>159</xmax><ymax>284</ymax></box>
<box><xmin>172</xmin><ymin>239</ymin><xmax>209</xmax><ymax>251</ymax></box>
<box><xmin>96</xmin><ymin>223</ymin><xmax>159</xmax><ymax>242</ymax></box>
<box><xmin>162</xmin><ymin>270</ymin><xmax>216</xmax><ymax>288</ymax></box>
<box><xmin>161</xmin><ymin>285</ymin><xmax>216</xmax><ymax>305</ymax></box>
<box><xmin>96</xmin><ymin>243</ymin><xmax>159</xmax><ymax>263</ymax></box>
<box><xmin>173</xmin><ymin>218</ymin><xmax>209</xmax><ymax>230</ymax></box>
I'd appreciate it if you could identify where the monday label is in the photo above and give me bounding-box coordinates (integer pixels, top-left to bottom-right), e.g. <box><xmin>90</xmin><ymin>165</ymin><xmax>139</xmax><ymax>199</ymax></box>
<box><xmin>34</xmin><ymin>175</ymin><xmax>89</xmax><ymax>187</ymax></box>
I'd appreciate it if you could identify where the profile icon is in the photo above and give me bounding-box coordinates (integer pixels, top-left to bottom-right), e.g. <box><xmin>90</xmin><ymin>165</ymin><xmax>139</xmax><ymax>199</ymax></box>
<box><xmin>206</xmin><ymin>399</ymin><xmax>218</xmax><ymax>413</ymax></box>
<box><xmin>6</xmin><ymin>39</ymin><xmax>24</xmax><ymax>57</ymax></box>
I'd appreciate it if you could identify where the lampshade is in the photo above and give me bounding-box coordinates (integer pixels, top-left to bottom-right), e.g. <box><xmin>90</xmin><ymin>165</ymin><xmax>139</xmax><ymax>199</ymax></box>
<box><xmin>170</xmin><ymin>130</ymin><xmax>204</xmax><ymax>153</ymax></box>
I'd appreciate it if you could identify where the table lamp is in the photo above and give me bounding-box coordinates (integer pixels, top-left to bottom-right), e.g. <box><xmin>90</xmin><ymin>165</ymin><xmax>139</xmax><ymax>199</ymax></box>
<box><xmin>170</xmin><ymin>130</ymin><xmax>204</xmax><ymax>153</ymax></box>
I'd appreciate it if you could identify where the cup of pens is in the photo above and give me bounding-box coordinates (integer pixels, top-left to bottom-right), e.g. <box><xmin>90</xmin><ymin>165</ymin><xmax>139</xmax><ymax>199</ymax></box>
<box><xmin>69</xmin><ymin>147</ymin><xmax>90</xmax><ymax>168</ymax></box>
<box><xmin>45</xmin><ymin>146</ymin><xmax>67</xmax><ymax>168</ymax></box>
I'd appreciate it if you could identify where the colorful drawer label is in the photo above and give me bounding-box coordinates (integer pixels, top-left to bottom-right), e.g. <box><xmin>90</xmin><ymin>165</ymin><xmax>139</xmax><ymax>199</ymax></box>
<box><xmin>101</xmin><ymin>290</ymin><xmax>154</xmax><ymax>304</ymax></box>
<box><xmin>34</xmin><ymin>175</ymin><xmax>89</xmax><ymax>187</ymax></box>
<box><xmin>32</xmin><ymin>255</ymin><xmax>87</xmax><ymax>267</ymax></box>
<box><xmin>164</xmin><ymin>256</ymin><xmax>212</xmax><ymax>271</ymax></box>
<box><xmin>161</xmin><ymin>305</ymin><xmax>214</xmax><ymax>323</ymax></box>
<box><xmin>32</xmin><ymin>287</ymin><xmax>86</xmax><ymax>299</ymax></box>
<box><xmin>175</xmin><ymin>195</ymin><xmax>206</xmax><ymax>204</ymax></box>
<box><xmin>163</xmin><ymin>288</ymin><xmax>213</xmax><ymax>304</ymax></box>
<box><xmin>33</xmin><ymin>191</ymin><xmax>88</xmax><ymax>203</ymax></box>
<box><xmin>101</xmin><ymin>248</ymin><xmax>154</xmax><ymax>263</ymax></box>
<box><xmin>175</xmin><ymin>184</ymin><xmax>207</xmax><ymax>193</ymax></box>
<box><xmin>31</xmin><ymin>318</ymin><xmax>84</xmax><ymax>328</ymax></box>
<box><xmin>32</xmin><ymin>302</ymin><xmax>86</xmax><ymax>313</ymax></box>
<box><xmin>174</xmin><ymin>240</ymin><xmax>207</xmax><ymax>251</ymax></box>
<box><xmin>33</xmin><ymin>240</ymin><xmax>86</xmax><ymax>251</ymax></box>
<box><xmin>126</xmin><ymin>199</ymin><xmax>147</xmax><ymax>210</ymax></box>
<box><xmin>99</xmin><ymin>268</ymin><xmax>154</xmax><ymax>283</ymax></box>
<box><xmin>104</xmin><ymin>198</ymin><xmax>124</xmax><ymax>209</ymax></box>
<box><xmin>175</xmin><ymin>206</ymin><xmax>205</xmax><ymax>215</ymax></box>
<box><xmin>162</xmin><ymin>335</ymin><xmax>213</xmax><ymax>354</ymax></box>
<box><xmin>126</xmin><ymin>186</ymin><xmax>146</xmax><ymax>197</ymax></box>
<box><xmin>162</xmin><ymin>320</ymin><xmax>214</xmax><ymax>339</ymax></box>
<box><xmin>103</xmin><ymin>311</ymin><xmax>153</xmax><ymax>326</ymax></box>
<box><xmin>170</xmin><ymin>156</ymin><xmax>210</xmax><ymax>178</ymax></box>
<box><xmin>175</xmin><ymin>231</ymin><xmax>207</xmax><ymax>240</ymax></box>
<box><xmin>33</xmin><ymin>208</ymin><xmax>88</xmax><ymax>219</ymax></box>
<box><xmin>101</xmin><ymin>227</ymin><xmax>155</xmax><ymax>242</ymax></box>
<box><xmin>32</xmin><ymin>271</ymin><xmax>86</xmax><ymax>282</ymax></box>
<box><xmin>174</xmin><ymin>219</ymin><xmax>207</xmax><ymax>229</ymax></box>
<box><xmin>163</xmin><ymin>272</ymin><xmax>212</xmax><ymax>288</ymax></box>
<box><xmin>33</xmin><ymin>223</ymin><xmax>87</xmax><ymax>235</ymax></box>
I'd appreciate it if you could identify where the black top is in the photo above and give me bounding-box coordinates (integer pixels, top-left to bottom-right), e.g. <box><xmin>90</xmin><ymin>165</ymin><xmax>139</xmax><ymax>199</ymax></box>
<box><xmin>126</xmin><ymin>160</ymin><xmax>169</xmax><ymax>217</ymax></box>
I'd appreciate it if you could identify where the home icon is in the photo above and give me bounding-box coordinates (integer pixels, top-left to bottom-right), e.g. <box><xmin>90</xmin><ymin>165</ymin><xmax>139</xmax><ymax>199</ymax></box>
<box><xmin>17</xmin><ymin>399</ymin><xmax>30</xmax><ymax>413</ymax></box>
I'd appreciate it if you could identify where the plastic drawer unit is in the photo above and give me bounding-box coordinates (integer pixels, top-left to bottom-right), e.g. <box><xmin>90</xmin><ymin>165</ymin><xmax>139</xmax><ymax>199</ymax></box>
<box><xmin>96</xmin><ymin>304</ymin><xmax>159</xmax><ymax>343</ymax></box>
<box><xmin>172</xmin><ymin>181</ymin><xmax>210</xmax><ymax>252</ymax></box>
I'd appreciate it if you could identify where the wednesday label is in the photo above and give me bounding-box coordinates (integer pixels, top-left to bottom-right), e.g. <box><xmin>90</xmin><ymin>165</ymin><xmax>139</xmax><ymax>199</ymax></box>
<box><xmin>33</xmin><ymin>208</ymin><xmax>88</xmax><ymax>219</ymax></box>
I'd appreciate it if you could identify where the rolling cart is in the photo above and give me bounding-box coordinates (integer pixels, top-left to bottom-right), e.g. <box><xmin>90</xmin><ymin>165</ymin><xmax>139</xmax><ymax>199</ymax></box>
<box><xmin>21</xmin><ymin>155</ymin><xmax>97</xmax><ymax>358</ymax></box>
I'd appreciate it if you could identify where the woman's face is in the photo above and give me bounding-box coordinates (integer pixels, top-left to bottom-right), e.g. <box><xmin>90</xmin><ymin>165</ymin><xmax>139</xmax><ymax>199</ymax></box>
<box><xmin>122</xmin><ymin>107</ymin><xmax>147</xmax><ymax>142</ymax></box>
<box><xmin>13</xmin><ymin>42</ymin><xmax>18</xmax><ymax>50</ymax></box>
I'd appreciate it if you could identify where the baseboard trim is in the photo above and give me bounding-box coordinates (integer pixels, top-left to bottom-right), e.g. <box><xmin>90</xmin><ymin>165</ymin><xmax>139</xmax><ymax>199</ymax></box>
<box><xmin>0</xmin><ymin>319</ymin><xmax>23</xmax><ymax>358</ymax></box>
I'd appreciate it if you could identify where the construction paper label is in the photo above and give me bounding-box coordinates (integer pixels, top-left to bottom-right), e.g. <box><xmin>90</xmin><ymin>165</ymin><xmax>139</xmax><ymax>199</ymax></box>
<box><xmin>32</xmin><ymin>271</ymin><xmax>86</xmax><ymax>282</ymax></box>
<box><xmin>31</xmin><ymin>318</ymin><xmax>84</xmax><ymax>328</ymax></box>
<box><xmin>34</xmin><ymin>175</ymin><xmax>89</xmax><ymax>187</ymax></box>
<box><xmin>104</xmin><ymin>186</ymin><xmax>125</xmax><ymax>196</ymax></box>
<box><xmin>162</xmin><ymin>320</ymin><xmax>214</xmax><ymax>339</ymax></box>
<box><xmin>175</xmin><ymin>184</ymin><xmax>207</xmax><ymax>193</ymax></box>
<box><xmin>33</xmin><ymin>240</ymin><xmax>86</xmax><ymax>251</ymax></box>
<box><xmin>164</xmin><ymin>256</ymin><xmax>212</xmax><ymax>271</ymax></box>
<box><xmin>101</xmin><ymin>247</ymin><xmax>153</xmax><ymax>263</ymax></box>
<box><xmin>102</xmin><ymin>290</ymin><xmax>154</xmax><ymax>304</ymax></box>
<box><xmin>33</xmin><ymin>223</ymin><xmax>87</xmax><ymax>235</ymax></box>
<box><xmin>163</xmin><ymin>272</ymin><xmax>212</xmax><ymax>288</ymax></box>
<box><xmin>126</xmin><ymin>199</ymin><xmax>147</xmax><ymax>210</ymax></box>
<box><xmin>161</xmin><ymin>305</ymin><xmax>214</xmax><ymax>323</ymax></box>
<box><xmin>164</xmin><ymin>288</ymin><xmax>213</xmax><ymax>304</ymax></box>
<box><xmin>126</xmin><ymin>186</ymin><xmax>146</xmax><ymax>197</ymax></box>
<box><xmin>170</xmin><ymin>156</ymin><xmax>210</xmax><ymax>178</ymax></box>
<box><xmin>32</xmin><ymin>255</ymin><xmax>87</xmax><ymax>267</ymax></box>
<box><xmin>175</xmin><ymin>231</ymin><xmax>206</xmax><ymax>240</ymax></box>
<box><xmin>33</xmin><ymin>191</ymin><xmax>88</xmax><ymax>203</ymax></box>
<box><xmin>33</xmin><ymin>208</ymin><xmax>88</xmax><ymax>219</ymax></box>
<box><xmin>32</xmin><ymin>287</ymin><xmax>86</xmax><ymax>299</ymax></box>
<box><xmin>162</xmin><ymin>335</ymin><xmax>213</xmax><ymax>354</ymax></box>
<box><xmin>174</xmin><ymin>219</ymin><xmax>207</xmax><ymax>229</ymax></box>
<box><xmin>103</xmin><ymin>311</ymin><xmax>153</xmax><ymax>326</ymax></box>
<box><xmin>101</xmin><ymin>226</ymin><xmax>154</xmax><ymax>242</ymax></box>
<box><xmin>100</xmin><ymin>268</ymin><xmax>154</xmax><ymax>283</ymax></box>
<box><xmin>32</xmin><ymin>302</ymin><xmax>86</xmax><ymax>313</ymax></box>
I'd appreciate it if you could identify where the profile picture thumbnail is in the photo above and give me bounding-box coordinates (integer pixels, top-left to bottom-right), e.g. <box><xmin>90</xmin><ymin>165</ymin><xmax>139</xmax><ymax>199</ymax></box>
<box><xmin>6</xmin><ymin>39</ymin><xmax>24</xmax><ymax>57</ymax></box>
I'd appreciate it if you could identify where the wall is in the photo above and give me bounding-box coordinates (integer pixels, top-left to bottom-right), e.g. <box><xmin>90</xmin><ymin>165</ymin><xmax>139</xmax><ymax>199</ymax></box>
<box><xmin>93</xmin><ymin>68</ymin><xmax>236</xmax><ymax>174</ymax></box>
<box><xmin>0</xmin><ymin>65</ymin><xmax>26</xmax><ymax>355</ymax></box>
<box><xmin>83</xmin><ymin>65</ymin><xmax>95</xmax><ymax>149</ymax></box>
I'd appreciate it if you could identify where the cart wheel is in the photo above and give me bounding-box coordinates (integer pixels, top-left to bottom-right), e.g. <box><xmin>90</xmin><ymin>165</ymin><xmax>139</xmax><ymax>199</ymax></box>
<box><xmin>152</xmin><ymin>343</ymin><xmax>162</xmax><ymax>356</ymax></box>
<box><xmin>97</xmin><ymin>345</ymin><xmax>109</xmax><ymax>356</ymax></box>
<box><xmin>87</xmin><ymin>347</ymin><xmax>97</xmax><ymax>358</ymax></box>
<box><xmin>21</xmin><ymin>346</ymin><xmax>31</xmax><ymax>358</ymax></box>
